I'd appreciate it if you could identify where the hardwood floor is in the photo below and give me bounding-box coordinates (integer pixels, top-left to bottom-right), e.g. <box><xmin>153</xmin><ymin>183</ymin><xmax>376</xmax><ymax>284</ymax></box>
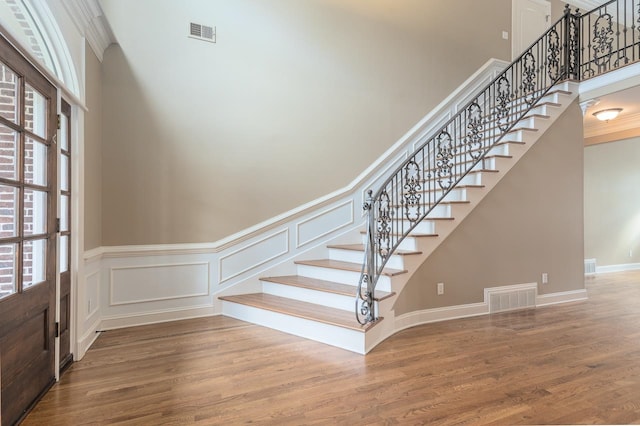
<box><xmin>23</xmin><ymin>271</ymin><xmax>640</xmax><ymax>425</ymax></box>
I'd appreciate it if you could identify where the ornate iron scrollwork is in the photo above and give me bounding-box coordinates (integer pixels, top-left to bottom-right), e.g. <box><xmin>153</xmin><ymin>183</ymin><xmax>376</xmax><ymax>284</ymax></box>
<box><xmin>593</xmin><ymin>13</ymin><xmax>614</xmax><ymax>70</ymax></box>
<box><xmin>465</xmin><ymin>102</ymin><xmax>484</xmax><ymax>159</ymax></box>
<box><xmin>547</xmin><ymin>28</ymin><xmax>561</xmax><ymax>80</ymax></box>
<box><xmin>495</xmin><ymin>76</ymin><xmax>511</xmax><ymax>131</ymax></box>
<box><xmin>522</xmin><ymin>51</ymin><xmax>537</xmax><ymax>105</ymax></box>
<box><xmin>436</xmin><ymin>130</ymin><xmax>454</xmax><ymax>189</ymax></box>
<box><xmin>568</xmin><ymin>14</ymin><xmax>580</xmax><ymax>79</ymax></box>
<box><xmin>355</xmin><ymin>273</ymin><xmax>373</xmax><ymax>325</ymax></box>
<box><xmin>376</xmin><ymin>190</ymin><xmax>392</xmax><ymax>260</ymax></box>
<box><xmin>403</xmin><ymin>161</ymin><xmax>421</xmax><ymax>222</ymax></box>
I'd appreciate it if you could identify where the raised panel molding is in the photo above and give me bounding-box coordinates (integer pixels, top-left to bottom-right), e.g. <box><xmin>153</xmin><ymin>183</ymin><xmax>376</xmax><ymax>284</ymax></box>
<box><xmin>296</xmin><ymin>201</ymin><xmax>354</xmax><ymax>248</ymax></box>
<box><xmin>110</xmin><ymin>262</ymin><xmax>210</xmax><ymax>306</ymax></box>
<box><xmin>219</xmin><ymin>230</ymin><xmax>289</xmax><ymax>283</ymax></box>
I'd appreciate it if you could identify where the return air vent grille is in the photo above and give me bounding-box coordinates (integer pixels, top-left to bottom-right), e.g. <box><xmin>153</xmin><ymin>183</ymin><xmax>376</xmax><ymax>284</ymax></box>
<box><xmin>189</xmin><ymin>22</ymin><xmax>216</xmax><ymax>43</ymax></box>
<box><xmin>486</xmin><ymin>283</ymin><xmax>537</xmax><ymax>314</ymax></box>
<box><xmin>584</xmin><ymin>258</ymin><xmax>596</xmax><ymax>275</ymax></box>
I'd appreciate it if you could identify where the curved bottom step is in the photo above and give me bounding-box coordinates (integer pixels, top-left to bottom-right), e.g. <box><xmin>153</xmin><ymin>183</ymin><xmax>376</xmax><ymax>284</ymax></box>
<box><xmin>220</xmin><ymin>293</ymin><xmax>382</xmax><ymax>354</ymax></box>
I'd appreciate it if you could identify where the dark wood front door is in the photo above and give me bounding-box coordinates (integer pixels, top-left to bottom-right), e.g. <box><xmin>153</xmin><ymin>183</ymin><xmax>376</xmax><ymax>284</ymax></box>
<box><xmin>0</xmin><ymin>33</ymin><xmax>57</xmax><ymax>426</ymax></box>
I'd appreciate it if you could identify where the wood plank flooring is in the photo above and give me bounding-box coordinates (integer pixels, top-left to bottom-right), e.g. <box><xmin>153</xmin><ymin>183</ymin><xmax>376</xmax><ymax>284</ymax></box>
<box><xmin>23</xmin><ymin>271</ymin><xmax>640</xmax><ymax>425</ymax></box>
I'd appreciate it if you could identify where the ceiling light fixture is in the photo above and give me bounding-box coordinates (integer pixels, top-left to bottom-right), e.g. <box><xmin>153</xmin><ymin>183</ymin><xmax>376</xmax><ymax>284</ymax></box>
<box><xmin>593</xmin><ymin>108</ymin><xmax>623</xmax><ymax>122</ymax></box>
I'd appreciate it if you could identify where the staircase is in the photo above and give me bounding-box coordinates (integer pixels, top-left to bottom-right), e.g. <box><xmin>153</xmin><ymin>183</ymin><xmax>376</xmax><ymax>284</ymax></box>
<box><xmin>220</xmin><ymin>0</ymin><xmax>640</xmax><ymax>353</ymax></box>
<box><xmin>221</xmin><ymin>83</ymin><xmax>578</xmax><ymax>353</ymax></box>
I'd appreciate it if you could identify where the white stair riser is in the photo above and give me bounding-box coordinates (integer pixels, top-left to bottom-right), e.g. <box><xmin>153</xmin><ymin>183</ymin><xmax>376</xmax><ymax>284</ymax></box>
<box><xmin>360</xmin><ymin>234</ymin><xmax>418</xmax><ymax>251</ymax></box>
<box><xmin>390</xmin><ymin>219</ymin><xmax>436</xmax><ymax>234</ymax></box>
<box><xmin>262</xmin><ymin>281</ymin><xmax>361</xmax><ymax>312</ymax></box>
<box><xmin>459</xmin><ymin>172</ymin><xmax>483</xmax><ymax>186</ymax></box>
<box><xmin>329</xmin><ymin>248</ymin><xmax>405</xmax><ymax>270</ymax></box>
<box><xmin>221</xmin><ymin>301</ymin><xmax>365</xmax><ymax>354</ymax></box>
<box><xmin>296</xmin><ymin>264</ymin><xmax>392</xmax><ymax>292</ymax></box>
<box><xmin>488</xmin><ymin>144</ymin><xmax>512</xmax><ymax>156</ymax></box>
<box><xmin>404</xmin><ymin>188</ymin><xmax>468</xmax><ymax>202</ymax></box>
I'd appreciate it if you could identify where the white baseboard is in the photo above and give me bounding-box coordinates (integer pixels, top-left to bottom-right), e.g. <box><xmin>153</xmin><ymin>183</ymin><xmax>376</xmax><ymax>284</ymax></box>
<box><xmin>394</xmin><ymin>302</ymin><xmax>489</xmax><ymax>332</ymax></box>
<box><xmin>76</xmin><ymin>318</ymin><xmax>101</xmax><ymax>360</ymax></box>
<box><xmin>394</xmin><ymin>287</ymin><xmax>588</xmax><ymax>334</ymax></box>
<box><xmin>536</xmin><ymin>289</ymin><xmax>588</xmax><ymax>307</ymax></box>
<box><xmin>100</xmin><ymin>305</ymin><xmax>217</xmax><ymax>331</ymax></box>
<box><xmin>595</xmin><ymin>263</ymin><xmax>640</xmax><ymax>274</ymax></box>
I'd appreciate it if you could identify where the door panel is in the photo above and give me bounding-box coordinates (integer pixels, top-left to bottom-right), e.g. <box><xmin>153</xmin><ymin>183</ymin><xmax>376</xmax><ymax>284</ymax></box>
<box><xmin>512</xmin><ymin>0</ymin><xmax>551</xmax><ymax>59</ymax></box>
<box><xmin>0</xmin><ymin>32</ymin><xmax>57</xmax><ymax>426</ymax></box>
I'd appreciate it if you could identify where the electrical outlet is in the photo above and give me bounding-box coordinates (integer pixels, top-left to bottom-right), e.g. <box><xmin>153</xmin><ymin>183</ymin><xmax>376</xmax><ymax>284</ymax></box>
<box><xmin>542</xmin><ymin>273</ymin><xmax>548</xmax><ymax>284</ymax></box>
<box><xmin>502</xmin><ymin>31</ymin><xmax>509</xmax><ymax>40</ymax></box>
<box><xmin>437</xmin><ymin>282</ymin><xmax>444</xmax><ymax>295</ymax></box>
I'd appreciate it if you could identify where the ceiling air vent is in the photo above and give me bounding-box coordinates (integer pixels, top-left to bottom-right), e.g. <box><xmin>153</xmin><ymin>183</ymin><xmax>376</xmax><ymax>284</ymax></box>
<box><xmin>189</xmin><ymin>22</ymin><xmax>216</xmax><ymax>43</ymax></box>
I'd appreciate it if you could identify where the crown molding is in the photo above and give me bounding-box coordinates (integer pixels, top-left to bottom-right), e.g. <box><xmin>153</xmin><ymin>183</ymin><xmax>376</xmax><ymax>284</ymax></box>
<box><xmin>584</xmin><ymin>111</ymin><xmax>640</xmax><ymax>138</ymax></box>
<box><xmin>61</xmin><ymin>0</ymin><xmax>115</xmax><ymax>62</ymax></box>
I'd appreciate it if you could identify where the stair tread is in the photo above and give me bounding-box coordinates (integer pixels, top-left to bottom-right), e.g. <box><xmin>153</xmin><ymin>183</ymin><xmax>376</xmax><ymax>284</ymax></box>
<box><xmin>391</xmin><ymin>216</ymin><xmax>454</xmax><ymax>221</ymax></box>
<box><xmin>220</xmin><ymin>293</ymin><xmax>379</xmax><ymax>332</ymax></box>
<box><xmin>295</xmin><ymin>259</ymin><xmax>407</xmax><ymax>276</ymax></box>
<box><xmin>360</xmin><ymin>230</ymin><xmax>439</xmax><ymax>238</ymax></box>
<box><xmin>261</xmin><ymin>275</ymin><xmax>394</xmax><ymax>301</ymax></box>
<box><xmin>390</xmin><ymin>200</ymin><xmax>471</xmax><ymax>209</ymax></box>
<box><xmin>327</xmin><ymin>244</ymin><xmax>422</xmax><ymax>256</ymax></box>
<box><xmin>413</xmin><ymin>184</ymin><xmax>485</xmax><ymax>192</ymax></box>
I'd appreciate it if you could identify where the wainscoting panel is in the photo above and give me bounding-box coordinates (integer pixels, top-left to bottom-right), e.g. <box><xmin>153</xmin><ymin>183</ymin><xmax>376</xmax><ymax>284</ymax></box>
<box><xmin>219</xmin><ymin>230</ymin><xmax>289</xmax><ymax>284</ymax></box>
<box><xmin>110</xmin><ymin>262</ymin><xmax>210</xmax><ymax>306</ymax></box>
<box><xmin>296</xmin><ymin>201</ymin><xmax>354</xmax><ymax>248</ymax></box>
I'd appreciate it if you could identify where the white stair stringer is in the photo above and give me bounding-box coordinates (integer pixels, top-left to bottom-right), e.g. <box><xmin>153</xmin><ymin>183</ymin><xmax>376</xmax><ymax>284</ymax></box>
<box><xmin>219</xmin><ymin>81</ymin><xmax>579</xmax><ymax>355</ymax></box>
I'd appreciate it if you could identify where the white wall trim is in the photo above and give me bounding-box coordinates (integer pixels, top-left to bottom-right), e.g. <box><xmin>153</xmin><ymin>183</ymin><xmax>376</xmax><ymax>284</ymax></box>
<box><xmin>61</xmin><ymin>0</ymin><xmax>115</xmax><ymax>62</ymax></box>
<box><xmin>77</xmin><ymin>318</ymin><xmax>101</xmax><ymax>360</ymax></box>
<box><xmin>536</xmin><ymin>289</ymin><xmax>589</xmax><ymax>306</ymax></box>
<box><xmin>395</xmin><ymin>287</ymin><xmax>587</xmax><ymax>335</ymax></box>
<box><xmin>596</xmin><ymin>263</ymin><xmax>640</xmax><ymax>274</ymax></box>
<box><xmin>395</xmin><ymin>302</ymin><xmax>489</xmax><ymax>332</ymax></box>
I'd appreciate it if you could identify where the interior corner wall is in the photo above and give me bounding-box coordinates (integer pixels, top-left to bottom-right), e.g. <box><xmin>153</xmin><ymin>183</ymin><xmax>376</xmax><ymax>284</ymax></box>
<box><xmin>394</xmin><ymin>101</ymin><xmax>585</xmax><ymax>315</ymax></box>
<box><xmin>584</xmin><ymin>137</ymin><xmax>640</xmax><ymax>267</ymax></box>
<box><xmin>84</xmin><ymin>41</ymin><xmax>103</xmax><ymax>250</ymax></box>
<box><xmin>99</xmin><ymin>0</ymin><xmax>511</xmax><ymax>246</ymax></box>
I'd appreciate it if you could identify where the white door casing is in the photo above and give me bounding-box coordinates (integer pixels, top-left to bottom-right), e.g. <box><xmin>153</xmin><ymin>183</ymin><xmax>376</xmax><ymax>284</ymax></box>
<box><xmin>512</xmin><ymin>0</ymin><xmax>552</xmax><ymax>59</ymax></box>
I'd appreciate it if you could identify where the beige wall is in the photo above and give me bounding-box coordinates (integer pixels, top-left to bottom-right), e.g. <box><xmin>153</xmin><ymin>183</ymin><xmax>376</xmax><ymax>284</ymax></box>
<box><xmin>584</xmin><ymin>137</ymin><xmax>640</xmax><ymax>267</ymax></box>
<box><xmin>99</xmin><ymin>0</ymin><xmax>511</xmax><ymax>245</ymax></box>
<box><xmin>84</xmin><ymin>42</ymin><xmax>103</xmax><ymax>250</ymax></box>
<box><xmin>395</xmin><ymin>101</ymin><xmax>584</xmax><ymax>315</ymax></box>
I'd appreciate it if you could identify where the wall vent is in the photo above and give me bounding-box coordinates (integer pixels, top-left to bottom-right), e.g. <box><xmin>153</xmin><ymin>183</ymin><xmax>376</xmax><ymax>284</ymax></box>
<box><xmin>486</xmin><ymin>283</ymin><xmax>537</xmax><ymax>314</ymax></box>
<box><xmin>189</xmin><ymin>23</ymin><xmax>216</xmax><ymax>43</ymax></box>
<box><xmin>584</xmin><ymin>258</ymin><xmax>597</xmax><ymax>275</ymax></box>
